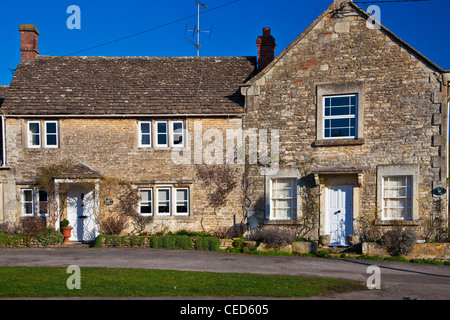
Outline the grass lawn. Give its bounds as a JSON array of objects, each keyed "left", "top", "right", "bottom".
[{"left": 0, "top": 266, "right": 365, "bottom": 298}]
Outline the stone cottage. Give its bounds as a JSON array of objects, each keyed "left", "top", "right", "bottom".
[
  {"left": 0, "top": 0, "right": 448, "bottom": 246},
  {"left": 0, "top": 25, "right": 256, "bottom": 241},
  {"left": 241, "top": 0, "right": 449, "bottom": 245}
]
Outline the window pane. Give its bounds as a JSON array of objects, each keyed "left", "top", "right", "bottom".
[
  {"left": 157, "top": 122, "right": 167, "bottom": 133},
  {"left": 46, "top": 135, "right": 57, "bottom": 146},
  {"left": 140, "top": 123, "right": 150, "bottom": 134},
  {"left": 38, "top": 190, "right": 48, "bottom": 202},
  {"left": 173, "top": 122, "right": 183, "bottom": 133},
  {"left": 29, "top": 123, "right": 40, "bottom": 134},
  {"left": 330, "top": 128, "right": 350, "bottom": 137},
  {"left": 24, "top": 190, "right": 33, "bottom": 202},
  {"left": 158, "top": 189, "right": 169, "bottom": 201},
  {"left": 25, "top": 203, "right": 33, "bottom": 215},
  {"left": 158, "top": 134, "right": 167, "bottom": 145},
  {"left": 46, "top": 122, "right": 57, "bottom": 134},
  {"left": 140, "top": 205, "right": 152, "bottom": 214},
  {"left": 176, "top": 189, "right": 187, "bottom": 201},
  {"left": 141, "top": 134, "right": 150, "bottom": 146},
  {"left": 140, "top": 190, "right": 151, "bottom": 202}
]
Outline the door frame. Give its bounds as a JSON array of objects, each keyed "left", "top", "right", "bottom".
[
  {"left": 325, "top": 185, "right": 354, "bottom": 246},
  {"left": 317, "top": 173, "right": 361, "bottom": 246},
  {"left": 54, "top": 178, "right": 100, "bottom": 241}
]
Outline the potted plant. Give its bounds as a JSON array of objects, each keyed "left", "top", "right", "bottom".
[{"left": 60, "top": 219, "right": 73, "bottom": 243}]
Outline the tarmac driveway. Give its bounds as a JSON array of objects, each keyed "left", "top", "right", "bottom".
[{"left": 0, "top": 247, "right": 449, "bottom": 300}]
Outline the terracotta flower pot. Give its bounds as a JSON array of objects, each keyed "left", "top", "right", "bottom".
[{"left": 62, "top": 227, "right": 73, "bottom": 243}]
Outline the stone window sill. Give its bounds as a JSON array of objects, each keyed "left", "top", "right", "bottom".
[{"left": 313, "top": 138, "right": 364, "bottom": 147}]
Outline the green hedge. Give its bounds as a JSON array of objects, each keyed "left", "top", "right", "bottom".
[
  {"left": 0, "top": 230, "right": 64, "bottom": 247},
  {"left": 95, "top": 234, "right": 220, "bottom": 251}
]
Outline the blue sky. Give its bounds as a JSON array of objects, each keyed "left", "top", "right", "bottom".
[{"left": 0, "top": 0, "right": 449, "bottom": 85}]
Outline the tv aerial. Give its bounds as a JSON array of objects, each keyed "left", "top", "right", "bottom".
[{"left": 185, "top": 0, "right": 213, "bottom": 56}]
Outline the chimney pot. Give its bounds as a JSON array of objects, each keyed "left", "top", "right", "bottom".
[
  {"left": 256, "top": 27, "right": 276, "bottom": 72},
  {"left": 19, "top": 24, "right": 39, "bottom": 61}
]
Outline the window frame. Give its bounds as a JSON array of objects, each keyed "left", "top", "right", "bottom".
[
  {"left": 381, "top": 175, "right": 413, "bottom": 221},
  {"left": 322, "top": 94, "right": 358, "bottom": 140},
  {"left": 44, "top": 121, "right": 59, "bottom": 148},
  {"left": 269, "top": 178, "right": 298, "bottom": 220},
  {"left": 376, "top": 164, "right": 419, "bottom": 223},
  {"left": 139, "top": 188, "right": 153, "bottom": 216},
  {"left": 316, "top": 82, "right": 364, "bottom": 144},
  {"left": 174, "top": 187, "right": 189, "bottom": 216},
  {"left": 155, "top": 121, "right": 169, "bottom": 147},
  {"left": 22, "top": 189, "right": 35, "bottom": 216},
  {"left": 138, "top": 121, "right": 152, "bottom": 148},
  {"left": 27, "top": 121, "right": 41, "bottom": 148},
  {"left": 156, "top": 187, "right": 171, "bottom": 216}
]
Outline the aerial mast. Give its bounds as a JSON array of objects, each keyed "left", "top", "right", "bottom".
[{"left": 185, "top": 0, "right": 213, "bottom": 56}]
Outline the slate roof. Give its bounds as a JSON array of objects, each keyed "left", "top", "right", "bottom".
[{"left": 2, "top": 55, "right": 257, "bottom": 116}]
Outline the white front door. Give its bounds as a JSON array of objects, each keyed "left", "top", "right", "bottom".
[
  {"left": 325, "top": 186, "right": 353, "bottom": 246},
  {"left": 67, "top": 185, "right": 98, "bottom": 242}
]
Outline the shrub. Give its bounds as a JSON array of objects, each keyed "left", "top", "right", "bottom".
[
  {"left": 381, "top": 229, "right": 417, "bottom": 257},
  {"left": 195, "top": 236, "right": 220, "bottom": 251},
  {"left": 35, "top": 229, "right": 64, "bottom": 246},
  {"left": 20, "top": 217, "right": 46, "bottom": 237},
  {"left": 150, "top": 235, "right": 194, "bottom": 250},
  {"left": 254, "top": 227, "right": 295, "bottom": 248},
  {"left": 0, "top": 233, "right": 27, "bottom": 247},
  {"left": 101, "top": 215, "right": 129, "bottom": 235}
]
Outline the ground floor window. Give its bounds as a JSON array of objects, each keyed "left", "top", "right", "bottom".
[
  {"left": 21, "top": 188, "right": 48, "bottom": 217},
  {"left": 139, "top": 186, "right": 190, "bottom": 217},
  {"left": 270, "top": 178, "right": 297, "bottom": 220},
  {"left": 382, "top": 176, "right": 413, "bottom": 220}
]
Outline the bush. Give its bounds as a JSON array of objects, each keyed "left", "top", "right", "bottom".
[
  {"left": 150, "top": 235, "right": 193, "bottom": 250},
  {"left": 195, "top": 236, "right": 220, "bottom": 251},
  {"left": 20, "top": 217, "right": 46, "bottom": 237},
  {"left": 254, "top": 227, "right": 295, "bottom": 248},
  {"left": 381, "top": 229, "right": 417, "bottom": 257},
  {"left": 35, "top": 229, "right": 64, "bottom": 246},
  {"left": 0, "top": 233, "right": 27, "bottom": 247},
  {"left": 101, "top": 215, "right": 129, "bottom": 235}
]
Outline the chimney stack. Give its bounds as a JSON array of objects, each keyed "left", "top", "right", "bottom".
[
  {"left": 19, "top": 25, "right": 39, "bottom": 61},
  {"left": 256, "top": 27, "right": 276, "bottom": 72}
]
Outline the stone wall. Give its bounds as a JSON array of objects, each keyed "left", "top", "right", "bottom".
[{"left": 362, "top": 242, "right": 450, "bottom": 260}]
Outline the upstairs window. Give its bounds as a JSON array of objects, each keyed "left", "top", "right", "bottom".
[
  {"left": 44, "top": 121, "right": 58, "bottom": 148},
  {"left": 28, "top": 121, "right": 41, "bottom": 148},
  {"left": 27, "top": 120, "right": 59, "bottom": 149},
  {"left": 172, "top": 121, "right": 184, "bottom": 147},
  {"left": 156, "top": 121, "right": 168, "bottom": 147},
  {"left": 323, "top": 94, "right": 357, "bottom": 139},
  {"left": 139, "top": 121, "right": 152, "bottom": 147}
]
